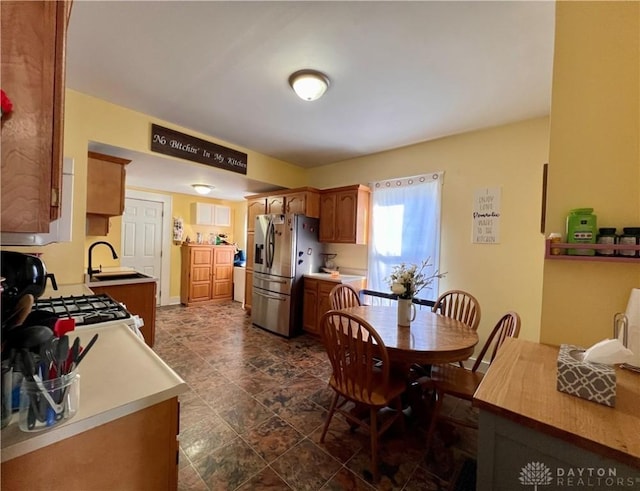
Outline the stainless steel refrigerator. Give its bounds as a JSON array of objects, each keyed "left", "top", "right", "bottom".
[{"left": 252, "top": 213, "right": 322, "bottom": 337}]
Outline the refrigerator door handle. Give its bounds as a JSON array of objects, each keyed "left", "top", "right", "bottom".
[
  {"left": 266, "top": 218, "right": 276, "bottom": 269},
  {"left": 254, "top": 290, "right": 287, "bottom": 301}
]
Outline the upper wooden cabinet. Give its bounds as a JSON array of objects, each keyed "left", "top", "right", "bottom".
[
  {"left": 192, "top": 202, "right": 231, "bottom": 227},
  {"left": 266, "top": 196, "right": 284, "bottom": 215},
  {"left": 319, "top": 185, "right": 370, "bottom": 244},
  {"left": 246, "top": 198, "right": 266, "bottom": 233},
  {"left": 86, "top": 152, "right": 129, "bottom": 215},
  {"left": 86, "top": 151, "right": 130, "bottom": 236},
  {"left": 285, "top": 191, "right": 319, "bottom": 216},
  {"left": 0, "top": 1, "right": 72, "bottom": 233},
  {"left": 247, "top": 188, "right": 319, "bottom": 221}
]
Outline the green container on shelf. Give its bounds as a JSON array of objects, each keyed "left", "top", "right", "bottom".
[{"left": 566, "top": 208, "right": 597, "bottom": 255}]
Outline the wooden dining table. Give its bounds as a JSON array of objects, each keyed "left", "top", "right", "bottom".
[{"left": 341, "top": 305, "right": 479, "bottom": 373}]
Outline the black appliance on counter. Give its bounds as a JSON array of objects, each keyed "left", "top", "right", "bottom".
[{"left": 1, "top": 251, "right": 58, "bottom": 331}]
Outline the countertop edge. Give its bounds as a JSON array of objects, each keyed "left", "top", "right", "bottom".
[
  {"left": 0, "top": 383, "right": 187, "bottom": 463},
  {"left": 84, "top": 267, "right": 157, "bottom": 287},
  {"left": 473, "top": 338, "right": 640, "bottom": 470},
  {"left": 85, "top": 276, "right": 157, "bottom": 287},
  {"left": 1, "top": 324, "right": 188, "bottom": 463},
  {"left": 303, "top": 273, "right": 366, "bottom": 283}
]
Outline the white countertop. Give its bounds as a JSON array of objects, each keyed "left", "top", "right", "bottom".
[
  {"left": 304, "top": 272, "right": 366, "bottom": 284},
  {"left": 43, "top": 283, "right": 93, "bottom": 298},
  {"left": 1, "top": 323, "right": 187, "bottom": 462},
  {"left": 84, "top": 267, "right": 157, "bottom": 287}
]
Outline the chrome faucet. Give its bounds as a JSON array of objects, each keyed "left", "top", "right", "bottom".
[{"left": 87, "top": 241, "right": 118, "bottom": 277}]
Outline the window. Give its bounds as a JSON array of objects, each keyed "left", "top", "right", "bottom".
[{"left": 367, "top": 172, "right": 443, "bottom": 301}]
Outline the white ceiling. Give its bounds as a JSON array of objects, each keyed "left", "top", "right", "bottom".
[{"left": 66, "top": 1, "right": 555, "bottom": 200}]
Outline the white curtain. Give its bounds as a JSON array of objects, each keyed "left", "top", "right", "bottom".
[{"left": 367, "top": 172, "right": 443, "bottom": 301}]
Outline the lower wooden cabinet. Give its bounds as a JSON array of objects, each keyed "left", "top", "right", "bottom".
[
  {"left": 1, "top": 398, "right": 180, "bottom": 491},
  {"left": 90, "top": 280, "right": 157, "bottom": 348},
  {"left": 180, "top": 244, "right": 234, "bottom": 306},
  {"left": 303, "top": 277, "right": 366, "bottom": 335}
]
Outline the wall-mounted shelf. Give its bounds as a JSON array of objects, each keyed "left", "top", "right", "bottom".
[{"left": 544, "top": 240, "right": 640, "bottom": 263}]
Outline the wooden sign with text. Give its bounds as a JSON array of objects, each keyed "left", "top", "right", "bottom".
[
  {"left": 472, "top": 187, "right": 501, "bottom": 244},
  {"left": 150, "top": 124, "right": 247, "bottom": 175}
]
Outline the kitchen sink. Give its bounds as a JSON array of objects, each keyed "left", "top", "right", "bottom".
[{"left": 90, "top": 272, "right": 151, "bottom": 282}]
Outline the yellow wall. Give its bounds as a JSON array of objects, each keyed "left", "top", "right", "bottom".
[
  {"left": 37, "top": 90, "right": 307, "bottom": 287},
  {"left": 540, "top": 1, "right": 640, "bottom": 347},
  {"left": 308, "top": 117, "right": 550, "bottom": 347}
]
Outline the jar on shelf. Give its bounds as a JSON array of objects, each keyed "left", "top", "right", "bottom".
[
  {"left": 548, "top": 233, "right": 563, "bottom": 255},
  {"left": 619, "top": 228, "right": 640, "bottom": 258},
  {"left": 596, "top": 228, "right": 617, "bottom": 256}
]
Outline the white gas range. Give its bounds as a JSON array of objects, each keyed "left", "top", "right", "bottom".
[{"left": 31, "top": 293, "right": 144, "bottom": 341}]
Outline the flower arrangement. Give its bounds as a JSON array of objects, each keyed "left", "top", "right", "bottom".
[{"left": 387, "top": 258, "right": 445, "bottom": 300}]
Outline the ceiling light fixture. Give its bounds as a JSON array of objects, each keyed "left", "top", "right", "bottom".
[
  {"left": 288, "top": 69, "right": 330, "bottom": 101},
  {"left": 192, "top": 184, "right": 214, "bottom": 195}
]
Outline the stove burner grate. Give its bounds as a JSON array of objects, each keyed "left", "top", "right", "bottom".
[{"left": 33, "top": 293, "right": 131, "bottom": 326}]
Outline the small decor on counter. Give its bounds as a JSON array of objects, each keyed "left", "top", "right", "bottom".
[{"left": 556, "top": 344, "right": 616, "bottom": 407}]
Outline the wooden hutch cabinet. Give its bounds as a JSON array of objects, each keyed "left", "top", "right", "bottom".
[
  {"left": 0, "top": 0, "right": 72, "bottom": 232},
  {"left": 180, "top": 244, "right": 235, "bottom": 306},
  {"left": 319, "top": 185, "right": 370, "bottom": 244}
]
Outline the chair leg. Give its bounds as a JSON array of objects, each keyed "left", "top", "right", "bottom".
[
  {"left": 370, "top": 407, "right": 379, "bottom": 482},
  {"left": 425, "top": 390, "right": 444, "bottom": 455},
  {"left": 320, "top": 392, "right": 339, "bottom": 443},
  {"left": 395, "top": 396, "right": 405, "bottom": 433}
]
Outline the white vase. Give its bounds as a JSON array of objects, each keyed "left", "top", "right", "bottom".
[{"left": 397, "top": 298, "right": 416, "bottom": 327}]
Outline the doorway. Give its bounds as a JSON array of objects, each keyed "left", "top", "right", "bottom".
[{"left": 122, "top": 190, "right": 172, "bottom": 306}]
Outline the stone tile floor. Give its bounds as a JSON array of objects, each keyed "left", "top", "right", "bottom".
[{"left": 153, "top": 302, "right": 478, "bottom": 490}]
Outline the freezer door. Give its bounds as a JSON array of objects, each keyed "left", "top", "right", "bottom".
[
  {"left": 253, "top": 272, "right": 292, "bottom": 295},
  {"left": 251, "top": 287, "right": 292, "bottom": 337},
  {"left": 254, "top": 214, "right": 294, "bottom": 277}
]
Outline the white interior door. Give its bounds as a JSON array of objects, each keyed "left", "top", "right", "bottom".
[{"left": 121, "top": 197, "right": 163, "bottom": 305}]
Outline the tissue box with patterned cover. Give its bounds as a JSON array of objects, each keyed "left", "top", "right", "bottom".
[{"left": 556, "top": 344, "right": 616, "bottom": 407}]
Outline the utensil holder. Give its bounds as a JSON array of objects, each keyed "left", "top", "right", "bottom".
[
  {"left": 1, "top": 364, "right": 12, "bottom": 429},
  {"left": 18, "top": 370, "right": 80, "bottom": 432}
]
